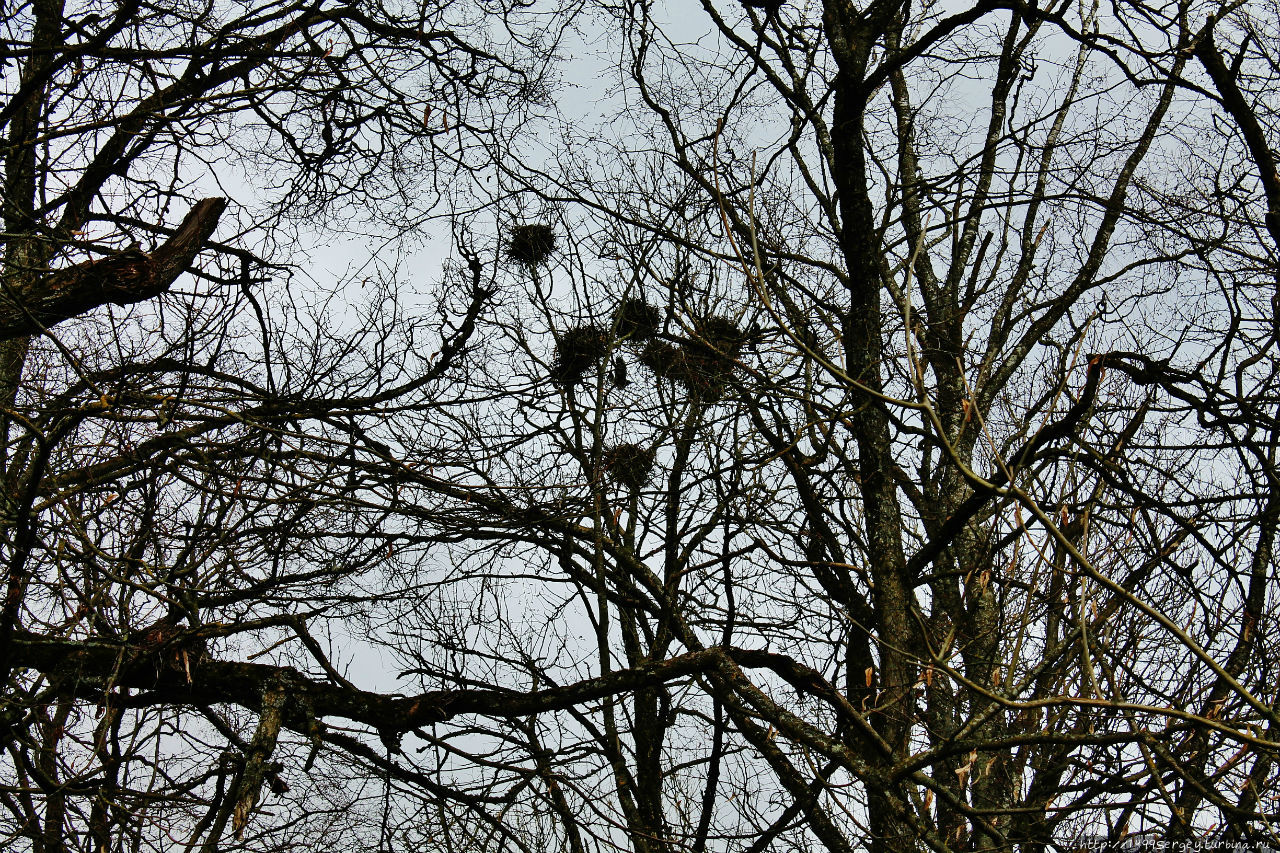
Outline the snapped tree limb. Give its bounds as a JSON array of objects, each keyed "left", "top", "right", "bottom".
[{"left": 0, "top": 197, "right": 226, "bottom": 340}]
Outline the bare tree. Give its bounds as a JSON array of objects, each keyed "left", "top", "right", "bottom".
[
  {"left": 4, "top": 0, "right": 1280, "bottom": 852},
  {"left": 0, "top": 0, "right": 560, "bottom": 849},
  {"left": 467, "top": 0, "right": 1280, "bottom": 849}
]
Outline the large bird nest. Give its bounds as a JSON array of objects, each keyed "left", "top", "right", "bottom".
[
  {"left": 637, "top": 317, "right": 743, "bottom": 401},
  {"left": 605, "top": 443, "right": 657, "bottom": 491},
  {"left": 693, "top": 316, "right": 746, "bottom": 357},
  {"left": 507, "top": 223, "right": 557, "bottom": 266},
  {"left": 638, "top": 341, "right": 679, "bottom": 376},
  {"left": 612, "top": 298, "right": 661, "bottom": 342},
  {"left": 550, "top": 324, "right": 610, "bottom": 386}
]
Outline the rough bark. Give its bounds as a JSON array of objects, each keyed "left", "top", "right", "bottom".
[{"left": 0, "top": 198, "right": 227, "bottom": 340}]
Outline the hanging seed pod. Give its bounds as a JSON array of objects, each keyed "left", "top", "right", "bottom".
[
  {"left": 550, "top": 325, "right": 610, "bottom": 386},
  {"left": 605, "top": 443, "right": 656, "bottom": 490},
  {"left": 613, "top": 298, "right": 661, "bottom": 342},
  {"left": 507, "top": 223, "right": 557, "bottom": 266}
]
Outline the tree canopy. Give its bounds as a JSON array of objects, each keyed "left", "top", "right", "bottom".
[{"left": 2, "top": 0, "right": 1280, "bottom": 852}]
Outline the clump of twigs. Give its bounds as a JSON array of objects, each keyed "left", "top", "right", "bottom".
[
  {"left": 550, "top": 325, "right": 610, "bottom": 386},
  {"left": 638, "top": 341, "right": 679, "bottom": 376},
  {"left": 613, "top": 298, "right": 661, "bottom": 342},
  {"left": 695, "top": 316, "right": 746, "bottom": 357},
  {"left": 671, "top": 352, "right": 729, "bottom": 399},
  {"left": 637, "top": 317, "right": 743, "bottom": 401},
  {"left": 507, "top": 223, "right": 557, "bottom": 266},
  {"left": 605, "top": 443, "right": 656, "bottom": 490}
]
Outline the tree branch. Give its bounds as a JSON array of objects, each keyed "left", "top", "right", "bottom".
[
  {"left": 0, "top": 198, "right": 226, "bottom": 339},
  {"left": 9, "top": 629, "right": 725, "bottom": 738}
]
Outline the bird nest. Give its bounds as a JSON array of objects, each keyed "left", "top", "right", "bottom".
[
  {"left": 693, "top": 316, "right": 746, "bottom": 357},
  {"left": 507, "top": 223, "right": 557, "bottom": 266},
  {"left": 550, "top": 324, "right": 610, "bottom": 386},
  {"left": 637, "top": 317, "right": 743, "bottom": 401},
  {"left": 613, "top": 298, "right": 661, "bottom": 342},
  {"left": 638, "top": 341, "right": 678, "bottom": 375},
  {"left": 605, "top": 443, "right": 656, "bottom": 490}
]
